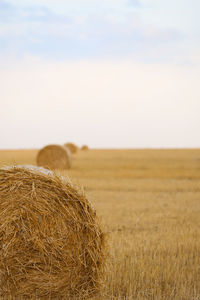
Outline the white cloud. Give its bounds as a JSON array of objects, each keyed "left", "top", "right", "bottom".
[
  {"left": 6, "top": 0, "right": 138, "bottom": 15},
  {"left": 139, "top": 0, "right": 200, "bottom": 34},
  {"left": 0, "top": 5, "right": 185, "bottom": 63},
  {"left": 1, "top": 0, "right": 198, "bottom": 66}
]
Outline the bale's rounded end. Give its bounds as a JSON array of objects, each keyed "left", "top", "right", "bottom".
[
  {"left": 37, "top": 144, "right": 71, "bottom": 170},
  {"left": 64, "top": 143, "right": 78, "bottom": 154},
  {"left": 0, "top": 166, "right": 106, "bottom": 299},
  {"left": 81, "top": 145, "right": 89, "bottom": 151}
]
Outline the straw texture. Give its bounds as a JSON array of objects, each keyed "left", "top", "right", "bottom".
[
  {"left": 0, "top": 166, "right": 105, "bottom": 299},
  {"left": 37, "top": 144, "right": 71, "bottom": 170}
]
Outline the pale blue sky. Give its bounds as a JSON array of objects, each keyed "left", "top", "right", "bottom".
[
  {"left": 0, "top": 0, "right": 199, "bottom": 148},
  {"left": 0, "top": 0, "right": 199, "bottom": 61}
]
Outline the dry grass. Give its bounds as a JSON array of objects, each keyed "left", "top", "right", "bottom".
[
  {"left": 0, "top": 165, "right": 105, "bottom": 299},
  {"left": 0, "top": 149, "right": 200, "bottom": 299},
  {"left": 37, "top": 144, "right": 71, "bottom": 170}
]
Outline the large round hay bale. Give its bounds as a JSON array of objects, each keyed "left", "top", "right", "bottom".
[
  {"left": 0, "top": 166, "right": 105, "bottom": 299},
  {"left": 64, "top": 143, "right": 78, "bottom": 154},
  {"left": 81, "top": 145, "right": 89, "bottom": 151},
  {"left": 37, "top": 144, "right": 71, "bottom": 170}
]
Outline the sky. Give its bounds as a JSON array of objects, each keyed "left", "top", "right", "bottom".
[{"left": 0, "top": 0, "right": 200, "bottom": 149}]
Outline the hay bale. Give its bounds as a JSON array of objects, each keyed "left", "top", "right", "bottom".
[
  {"left": 37, "top": 144, "right": 71, "bottom": 170},
  {"left": 0, "top": 166, "right": 105, "bottom": 299},
  {"left": 81, "top": 145, "right": 89, "bottom": 151},
  {"left": 64, "top": 143, "right": 78, "bottom": 154}
]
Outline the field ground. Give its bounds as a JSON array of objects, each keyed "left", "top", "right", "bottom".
[{"left": 0, "top": 149, "right": 200, "bottom": 299}]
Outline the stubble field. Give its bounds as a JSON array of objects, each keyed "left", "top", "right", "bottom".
[{"left": 0, "top": 148, "right": 200, "bottom": 299}]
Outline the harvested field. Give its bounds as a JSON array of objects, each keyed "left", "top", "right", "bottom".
[{"left": 0, "top": 149, "right": 200, "bottom": 299}]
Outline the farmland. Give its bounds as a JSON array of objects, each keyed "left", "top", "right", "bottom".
[{"left": 0, "top": 148, "right": 200, "bottom": 300}]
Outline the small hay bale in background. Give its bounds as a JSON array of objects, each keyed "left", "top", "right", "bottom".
[
  {"left": 37, "top": 144, "right": 71, "bottom": 170},
  {"left": 0, "top": 166, "right": 105, "bottom": 299},
  {"left": 64, "top": 143, "right": 78, "bottom": 154},
  {"left": 81, "top": 145, "right": 89, "bottom": 151}
]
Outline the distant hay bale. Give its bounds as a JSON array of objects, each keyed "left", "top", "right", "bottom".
[
  {"left": 0, "top": 166, "right": 105, "bottom": 299},
  {"left": 37, "top": 144, "right": 71, "bottom": 170},
  {"left": 64, "top": 143, "right": 78, "bottom": 154},
  {"left": 81, "top": 145, "right": 89, "bottom": 151}
]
